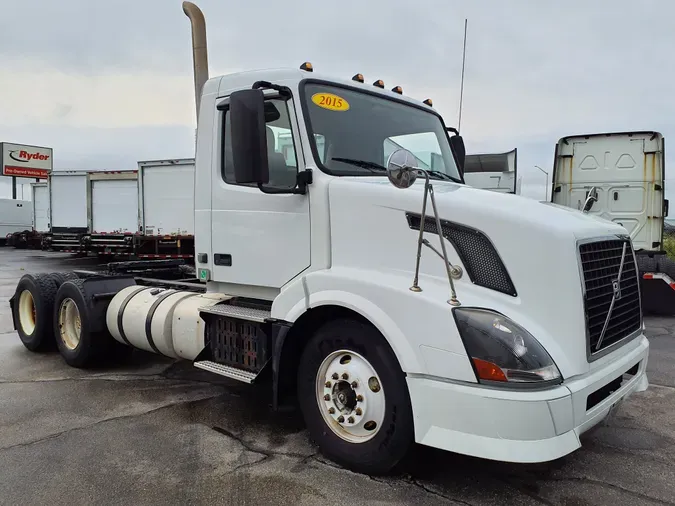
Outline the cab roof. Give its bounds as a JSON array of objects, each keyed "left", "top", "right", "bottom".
[{"left": 207, "top": 67, "right": 435, "bottom": 112}]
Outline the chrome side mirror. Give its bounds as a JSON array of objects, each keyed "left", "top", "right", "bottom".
[
  {"left": 385, "top": 149, "right": 461, "bottom": 306},
  {"left": 582, "top": 186, "right": 598, "bottom": 213},
  {"left": 386, "top": 149, "right": 418, "bottom": 189}
]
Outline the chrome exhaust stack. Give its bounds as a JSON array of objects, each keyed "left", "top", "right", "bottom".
[{"left": 182, "top": 1, "right": 209, "bottom": 122}]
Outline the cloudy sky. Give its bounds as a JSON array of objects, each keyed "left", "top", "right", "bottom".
[{"left": 1, "top": 0, "right": 674, "bottom": 203}]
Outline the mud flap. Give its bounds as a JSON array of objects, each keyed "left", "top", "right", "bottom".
[{"left": 640, "top": 273, "right": 675, "bottom": 315}]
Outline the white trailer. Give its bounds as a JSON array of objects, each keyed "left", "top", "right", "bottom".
[
  {"left": 0, "top": 198, "right": 32, "bottom": 240},
  {"left": 134, "top": 158, "right": 195, "bottom": 259},
  {"left": 31, "top": 182, "right": 50, "bottom": 233},
  {"left": 86, "top": 171, "right": 139, "bottom": 256},
  {"left": 45, "top": 171, "right": 89, "bottom": 252}
]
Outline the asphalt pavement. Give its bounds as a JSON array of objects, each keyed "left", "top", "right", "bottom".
[{"left": 0, "top": 247, "right": 674, "bottom": 505}]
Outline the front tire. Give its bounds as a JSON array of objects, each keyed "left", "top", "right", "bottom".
[{"left": 297, "top": 318, "right": 414, "bottom": 475}]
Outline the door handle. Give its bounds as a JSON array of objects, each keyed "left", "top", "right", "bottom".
[{"left": 214, "top": 254, "right": 232, "bottom": 266}]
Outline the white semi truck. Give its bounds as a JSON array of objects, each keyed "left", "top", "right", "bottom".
[
  {"left": 550, "top": 131, "right": 672, "bottom": 314},
  {"left": 8, "top": 2, "right": 650, "bottom": 475}
]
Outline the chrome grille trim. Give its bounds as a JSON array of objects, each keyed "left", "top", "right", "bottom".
[{"left": 577, "top": 235, "right": 643, "bottom": 361}]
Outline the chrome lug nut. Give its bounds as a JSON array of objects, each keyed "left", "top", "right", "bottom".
[
  {"left": 328, "top": 407, "right": 335, "bottom": 414},
  {"left": 325, "top": 381, "right": 332, "bottom": 388},
  {"left": 332, "top": 373, "right": 339, "bottom": 380},
  {"left": 348, "top": 416, "right": 355, "bottom": 424},
  {"left": 324, "top": 394, "right": 330, "bottom": 401},
  {"left": 355, "top": 408, "right": 362, "bottom": 416},
  {"left": 356, "top": 395, "right": 363, "bottom": 402},
  {"left": 337, "top": 415, "right": 345, "bottom": 423},
  {"left": 342, "top": 373, "right": 349, "bottom": 380},
  {"left": 351, "top": 381, "right": 358, "bottom": 389}
]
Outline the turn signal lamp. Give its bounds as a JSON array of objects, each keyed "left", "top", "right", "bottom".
[
  {"left": 391, "top": 86, "right": 403, "bottom": 94},
  {"left": 373, "top": 79, "right": 385, "bottom": 88},
  {"left": 352, "top": 73, "right": 364, "bottom": 83},
  {"left": 300, "top": 62, "right": 313, "bottom": 72}
]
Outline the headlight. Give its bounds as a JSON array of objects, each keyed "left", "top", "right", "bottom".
[{"left": 453, "top": 308, "right": 562, "bottom": 387}]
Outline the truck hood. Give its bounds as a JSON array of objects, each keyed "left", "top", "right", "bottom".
[{"left": 327, "top": 177, "right": 632, "bottom": 379}]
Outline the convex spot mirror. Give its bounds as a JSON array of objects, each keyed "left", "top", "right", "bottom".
[{"left": 386, "top": 148, "right": 419, "bottom": 189}]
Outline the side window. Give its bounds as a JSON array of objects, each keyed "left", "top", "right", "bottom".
[
  {"left": 222, "top": 98, "right": 299, "bottom": 188},
  {"left": 383, "top": 132, "right": 443, "bottom": 171}
]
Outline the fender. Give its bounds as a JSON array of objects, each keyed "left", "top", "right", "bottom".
[{"left": 280, "top": 287, "right": 421, "bottom": 374}]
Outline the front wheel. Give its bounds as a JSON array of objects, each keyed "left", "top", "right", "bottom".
[{"left": 297, "top": 318, "right": 414, "bottom": 475}]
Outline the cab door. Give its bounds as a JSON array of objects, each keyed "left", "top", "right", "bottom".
[{"left": 209, "top": 92, "right": 310, "bottom": 289}]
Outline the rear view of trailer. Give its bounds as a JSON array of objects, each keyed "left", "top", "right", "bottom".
[
  {"left": 45, "top": 171, "right": 89, "bottom": 252},
  {"left": 87, "top": 171, "right": 139, "bottom": 256},
  {"left": 136, "top": 159, "right": 195, "bottom": 259}
]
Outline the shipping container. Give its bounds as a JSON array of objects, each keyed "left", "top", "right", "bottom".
[{"left": 135, "top": 158, "right": 195, "bottom": 259}]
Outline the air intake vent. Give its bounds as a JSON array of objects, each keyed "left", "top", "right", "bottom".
[
  {"left": 579, "top": 237, "right": 641, "bottom": 357},
  {"left": 406, "top": 213, "right": 516, "bottom": 296}
]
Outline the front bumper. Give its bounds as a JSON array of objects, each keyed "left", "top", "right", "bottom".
[{"left": 407, "top": 334, "right": 650, "bottom": 463}]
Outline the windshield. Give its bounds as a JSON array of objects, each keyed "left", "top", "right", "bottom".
[{"left": 301, "top": 82, "right": 462, "bottom": 181}]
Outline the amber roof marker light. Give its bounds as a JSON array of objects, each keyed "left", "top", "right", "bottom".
[
  {"left": 352, "top": 73, "right": 364, "bottom": 83},
  {"left": 373, "top": 79, "right": 385, "bottom": 89},
  {"left": 300, "top": 62, "right": 313, "bottom": 72}
]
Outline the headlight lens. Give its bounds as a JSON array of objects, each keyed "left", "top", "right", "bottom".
[{"left": 453, "top": 308, "right": 562, "bottom": 387}]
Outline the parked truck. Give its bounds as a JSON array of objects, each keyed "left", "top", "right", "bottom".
[
  {"left": 1, "top": 198, "right": 32, "bottom": 246},
  {"left": 8, "top": 2, "right": 650, "bottom": 475},
  {"left": 551, "top": 131, "right": 672, "bottom": 313},
  {"left": 463, "top": 148, "right": 518, "bottom": 194}
]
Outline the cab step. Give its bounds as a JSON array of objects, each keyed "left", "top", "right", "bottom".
[
  {"left": 193, "top": 360, "right": 258, "bottom": 383},
  {"left": 199, "top": 303, "right": 271, "bottom": 323}
]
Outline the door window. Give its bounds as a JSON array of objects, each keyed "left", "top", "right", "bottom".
[{"left": 222, "top": 98, "right": 299, "bottom": 188}]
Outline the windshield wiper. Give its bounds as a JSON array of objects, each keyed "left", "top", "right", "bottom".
[
  {"left": 426, "top": 170, "right": 455, "bottom": 181},
  {"left": 331, "top": 157, "right": 387, "bottom": 173}
]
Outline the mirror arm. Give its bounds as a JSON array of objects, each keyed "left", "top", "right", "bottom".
[
  {"left": 257, "top": 169, "right": 312, "bottom": 195},
  {"left": 252, "top": 80, "right": 292, "bottom": 98}
]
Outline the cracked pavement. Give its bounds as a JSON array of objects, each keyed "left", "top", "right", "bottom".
[{"left": 1, "top": 248, "right": 674, "bottom": 505}]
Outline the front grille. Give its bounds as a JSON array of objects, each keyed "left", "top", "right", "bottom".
[{"left": 579, "top": 238, "right": 641, "bottom": 356}]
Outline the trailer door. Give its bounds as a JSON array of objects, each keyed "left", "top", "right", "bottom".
[
  {"left": 50, "top": 174, "right": 88, "bottom": 230},
  {"left": 92, "top": 179, "right": 138, "bottom": 233},
  {"left": 552, "top": 132, "right": 665, "bottom": 251},
  {"left": 33, "top": 185, "right": 50, "bottom": 232}
]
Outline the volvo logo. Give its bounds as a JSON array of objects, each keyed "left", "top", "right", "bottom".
[{"left": 612, "top": 278, "right": 622, "bottom": 301}]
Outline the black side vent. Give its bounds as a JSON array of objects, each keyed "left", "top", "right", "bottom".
[{"left": 406, "top": 213, "right": 517, "bottom": 297}]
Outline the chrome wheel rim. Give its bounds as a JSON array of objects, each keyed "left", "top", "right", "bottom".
[{"left": 315, "top": 350, "right": 385, "bottom": 443}]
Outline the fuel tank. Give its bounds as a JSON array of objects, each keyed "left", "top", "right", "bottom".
[{"left": 106, "top": 285, "right": 228, "bottom": 360}]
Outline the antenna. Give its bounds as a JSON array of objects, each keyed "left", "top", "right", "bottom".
[{"left": 457, "top": 18, "right": 468, "bottom": 133}]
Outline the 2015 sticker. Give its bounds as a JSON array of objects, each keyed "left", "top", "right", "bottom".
[{"left": 311, "top": 92, "right": 350, "bottom": 111}]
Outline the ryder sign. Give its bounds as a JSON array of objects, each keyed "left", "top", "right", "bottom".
[{"left": 1, "top": 142, "right": 53, "bottom": 179}]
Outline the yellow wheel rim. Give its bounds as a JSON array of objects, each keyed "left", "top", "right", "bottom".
[
  {"left": 58, "top": 298, "right": 82, "bottom": 350},
  {"left": 18, "top": 290, "right": 37, "bottom": 336}
]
